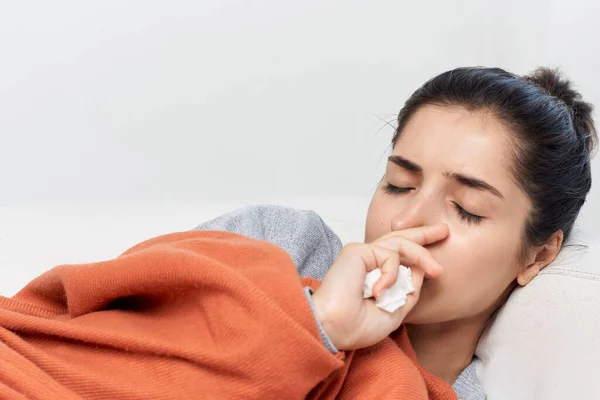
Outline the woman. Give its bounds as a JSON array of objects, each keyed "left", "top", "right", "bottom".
[
  {"left": 197, "top": 66, "right": 597, "bottom": 398},
  {"left": 0, "top": 66, "right": 595, "bottom": 399}
]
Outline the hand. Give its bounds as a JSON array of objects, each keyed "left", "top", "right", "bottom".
[{"left": 311, "top": 224, "right": 449, "bottom": 351}]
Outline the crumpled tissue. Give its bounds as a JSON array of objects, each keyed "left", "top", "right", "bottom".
[{"left": 363, "top": 265, "right": 415, "bottom": 313}]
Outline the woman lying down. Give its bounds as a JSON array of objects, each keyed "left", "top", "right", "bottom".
[{"left": 0, "top": 67, "right": 596, "bottom": 399}]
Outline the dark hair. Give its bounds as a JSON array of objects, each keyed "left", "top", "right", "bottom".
[{"left": 392, "top": 67, "right": 597, "bottom": 256}]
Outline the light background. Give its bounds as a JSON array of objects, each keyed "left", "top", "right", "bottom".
[{"left": 0, "top": 1, "right": 598, "bottom": 294}]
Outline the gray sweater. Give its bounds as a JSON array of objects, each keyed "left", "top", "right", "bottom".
[{"left": 195, "top": 204, "right": 485, "bottom": 400}]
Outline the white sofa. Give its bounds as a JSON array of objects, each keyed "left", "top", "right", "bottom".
[{"left": 475, "top": 231, "right": 600, "bottom": 399}]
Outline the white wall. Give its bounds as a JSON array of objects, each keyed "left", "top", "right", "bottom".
[
  {"left": 0, "top": 1, "right": 509, "bottom": 207},
  {"left": 490, "top": 0, "right": 600, "bottom": 234},
  {"left": 0, "top": 0, "right": 598, "bottom": 288}
]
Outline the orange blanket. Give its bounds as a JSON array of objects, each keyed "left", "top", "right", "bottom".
[{"left": 0, "top": 231, "right": 457, "bottom": 399}]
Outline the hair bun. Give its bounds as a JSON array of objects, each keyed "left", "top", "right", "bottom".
[{"left": 524, "top": 67, "right": 597, "bottom": 156}]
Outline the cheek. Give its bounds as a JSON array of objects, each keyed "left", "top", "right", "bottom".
[
  {"left": 364, "top": 192, "right": 391, "bottom": 243},
  {"left": 440, "top": 229, "right": 518, "bottom": 285},
  {"left": 420, "top": 226, "right": 521, "bottom": 318}
]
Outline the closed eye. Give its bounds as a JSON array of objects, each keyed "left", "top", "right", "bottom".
[
  {"left": 385, "top": 183, "right": 485, "bottom": 225},
  {"left": 452, "top": 202, "right": 484, "bottom": 224},
  {"left": 384, "top": 183, "right": 414, "bottom": 195}
]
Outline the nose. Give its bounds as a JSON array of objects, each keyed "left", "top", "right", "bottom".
[{"left": 390, "top": 192, "right": 440, "bottom": 231}]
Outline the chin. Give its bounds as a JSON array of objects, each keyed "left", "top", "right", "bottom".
[
  {"left": 403, "top": 299, "right": 445, "bottom": 325},
  {"left": 403, "top": 306, "right": 429, "bottom": 324}
]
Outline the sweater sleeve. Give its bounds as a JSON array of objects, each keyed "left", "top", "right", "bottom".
[
  {"left": 303, "top": 287, "right": 339, "bottom": 354},
  {"left": 196, "top": 205, "right": 344, "bottom": 355},
  {"left": 194, "top": 204, "right": 343, "bottom": 280}
]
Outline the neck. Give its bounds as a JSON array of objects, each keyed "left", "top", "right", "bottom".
[{"left": 405, "top": 315, "right": 488, "bottom": 384}]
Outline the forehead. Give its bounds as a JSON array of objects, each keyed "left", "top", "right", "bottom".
[{"left": 394, "top": 105, "right": 513, "bottom": 179}]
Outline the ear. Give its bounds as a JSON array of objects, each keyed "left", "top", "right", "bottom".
[{"left": 517, "top": 230, "right": 564, "bottom": 286}]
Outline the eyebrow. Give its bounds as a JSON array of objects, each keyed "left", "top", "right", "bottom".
[
  {"left": 387, "top": 155, "right": 505, "bottom": 200},
  {"left": 445, "top": 172, "right": 505, "bottom": 200},
  {"left": 388, "top": 155, "right": 422, "bottom": 172}
]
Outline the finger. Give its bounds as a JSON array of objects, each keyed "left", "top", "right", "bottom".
[
  {"left": 369, "top": 245, "right": 401, "bottom": 298},
  {"left": 379, "top": 223, "right": 449, "bottom": 246},
  {"left": 343, "top": 242, "right": 378, "bottom": 273},
  {"left": 374, "top": 236, "right": 444, "bottom": 279}
]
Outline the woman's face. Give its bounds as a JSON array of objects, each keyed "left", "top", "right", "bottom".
[{"left": 365, "top": 105, "right": 532, "bottom": 324}]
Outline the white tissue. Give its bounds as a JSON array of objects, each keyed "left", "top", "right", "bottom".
[{"left": 363, "top": 265, "right": 415, "bottom": 313}]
